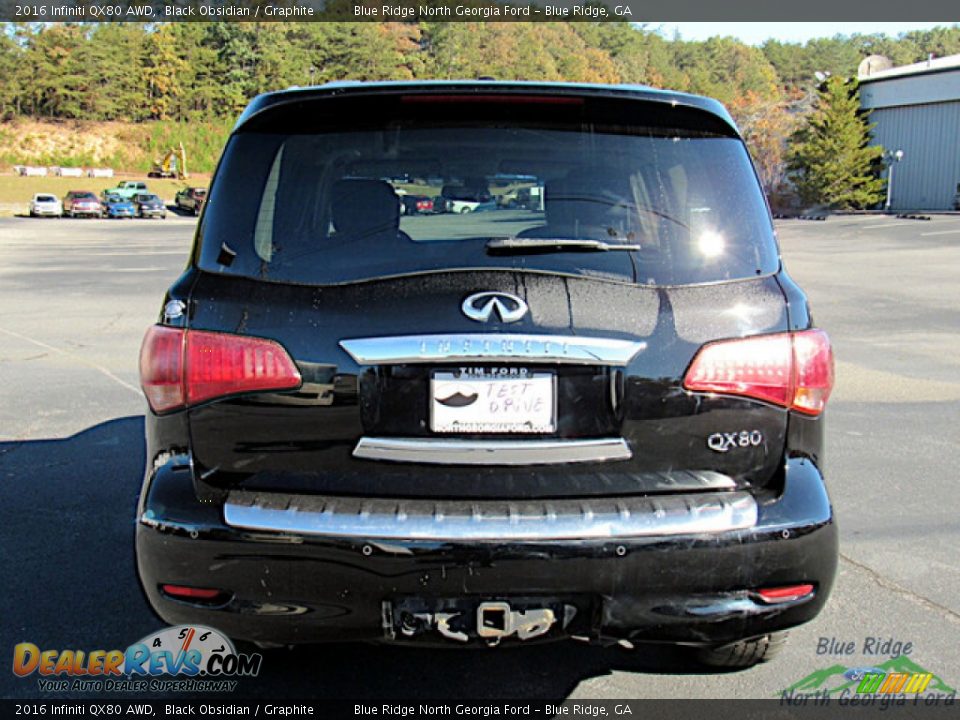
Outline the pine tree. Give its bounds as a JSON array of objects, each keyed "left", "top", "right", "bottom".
[
  {"left": 788, "top": 77, "right": 886, "bottom": 209},
  {"left": 0, "top": 30, "right": 22, "bottom": 119}
]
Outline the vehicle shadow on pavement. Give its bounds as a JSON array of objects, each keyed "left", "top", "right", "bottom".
[
  {"left": 241, "top": 642, "right": 726, "bottom": 700},
  {"left": 167, "top": 205, "right": 196, "bottom": 217},
  {"left": 0, "top": 417, "right": 727, "bottom": 701}
]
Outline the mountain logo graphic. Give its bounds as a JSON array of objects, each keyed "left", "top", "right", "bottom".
[{"left": 779, "top": 656, "right": 956, "bottom": 697}]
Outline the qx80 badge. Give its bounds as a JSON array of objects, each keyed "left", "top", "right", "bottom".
[{"left": 707, "top": 430, "right": 764, "bottom": 453}]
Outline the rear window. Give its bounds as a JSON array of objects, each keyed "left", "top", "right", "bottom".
[
  {"left": 198, "top": 98, "right": 777, "bottom": 287},
  {"left": 35, "top": 195, "right": 56, "bottom": 202}
]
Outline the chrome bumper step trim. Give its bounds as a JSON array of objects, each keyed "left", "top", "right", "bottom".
[
  {"left": 353, "top": 437, "right": 633, "bottom": 465},
  {"left": 223, "top": 491, "right": 758, "bottom": 541}
]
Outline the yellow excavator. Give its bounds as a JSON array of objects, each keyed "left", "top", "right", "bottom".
[{"left": 149, "top": 142, "right": 188, "bottom": 179}]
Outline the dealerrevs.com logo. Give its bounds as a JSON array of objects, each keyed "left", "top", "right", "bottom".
[{"left": 12, "top": 625, "right": 262, "bottom": 693}]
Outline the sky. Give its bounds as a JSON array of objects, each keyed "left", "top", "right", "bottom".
[{"left": 660, "top": 22, "right": 956, "bottom": 45}]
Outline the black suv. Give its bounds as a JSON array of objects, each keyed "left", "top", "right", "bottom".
[{"left": 137, "top": 81, "right": 837, "bottom": 667}]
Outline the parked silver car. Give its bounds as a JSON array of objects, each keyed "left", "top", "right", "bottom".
[{"left": 29, "top": 193, "right": 62, "bottom": 218}]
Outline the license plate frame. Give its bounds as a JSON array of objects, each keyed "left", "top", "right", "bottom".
[{"left": 429, "top": 369, "right": 556, "bottom": 434}]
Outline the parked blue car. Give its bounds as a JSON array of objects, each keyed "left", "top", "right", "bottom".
[{"left": 101, "top": 193, "right": 136, "bottom": 219}]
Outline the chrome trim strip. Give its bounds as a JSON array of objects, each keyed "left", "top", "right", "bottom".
[
  {"left": 223, "top": 491, "right": 758, "bottom": 541},
  {"left": 339, "top": 334, "right": 646, "bottom": 366},
  {"left": 353, "top": 437, "right": 632, "bottom": 465}
]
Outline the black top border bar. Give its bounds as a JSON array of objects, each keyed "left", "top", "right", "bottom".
[
  {"left": 1, "top": 0, "right": 959, "bottom": 22},
  {"left": 2, "top": 699, "right": 959, "bottom": 719}
]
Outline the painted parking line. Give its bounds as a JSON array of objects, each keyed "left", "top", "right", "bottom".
[
  {"left": 920, "top": 229, "right": 960, "bottom": 236},
  {"left": 0, "top": 325, "right": 141, "bottom": 395},
  {"left": 85, "top": 250, "right": 190, "bottom": 256}
]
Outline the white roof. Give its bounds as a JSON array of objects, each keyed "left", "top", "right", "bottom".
[{"left": 859, "top": 53, "right": 960, "bottom": 81}]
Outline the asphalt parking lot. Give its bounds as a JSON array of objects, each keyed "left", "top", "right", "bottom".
[{"left": 1, "top": 213, "right": 958, "bottom": 700}]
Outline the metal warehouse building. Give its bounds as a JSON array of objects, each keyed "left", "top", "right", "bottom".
[{"left": 859, "top": 54, "right": 960, "bottom": 211}]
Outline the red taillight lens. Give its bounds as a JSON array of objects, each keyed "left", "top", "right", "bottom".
[
  {"left": 139, "top": 326, "right": 185, "bottom": 412},
  {"left": 139, "top": 326, "right": 301, "bottom": 413},
  {"left": 401, "top": 94, "right": 584, "bottom": 105},
  {"left": 791, "top": 329, "right": 835, "bottom": 415},
  {"left": 160, "top": 584, "right": 230, "bottom": 604},
  {"left": 683, "top": 329, "right": 834, "bottom": 415},
  {"left": 184, "top": 328, "right": 302, "bottom": 406},
  {"left": 755, "top": 584, "right": 815, "bottom": 604}
]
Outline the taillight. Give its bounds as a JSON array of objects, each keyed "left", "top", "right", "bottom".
[
  {"left": 401, "top": 94, "right": 584, "bottom": 105},
  {"left": 683, "top": 329, "right": 834, "bottom": 415},
  {"left": 139, "top": 326, "right": 301, "bottom": 413},
  {"left": 140, "top": 326, "right": 184, "bottom": 412},
  {"left": 791, "top": 330, "right": 834, "bottom": 414}
]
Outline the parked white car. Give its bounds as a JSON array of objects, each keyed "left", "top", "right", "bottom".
[
  {"left": 447, "top": 198, "right": 483, "bottom": 214},
  {"left": 29, "top": 193, "right": 63, "bottom": 218}
]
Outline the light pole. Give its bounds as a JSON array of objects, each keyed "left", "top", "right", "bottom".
[{"left": 884, "top": 149, "right": 904, "bottom": 212}]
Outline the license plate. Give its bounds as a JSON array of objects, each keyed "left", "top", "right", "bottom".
[{"left": 430, "top": 370, "right": 555, "bottom": 433}]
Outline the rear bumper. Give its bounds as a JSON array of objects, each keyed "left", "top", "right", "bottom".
[{"left": 136, "top": 457, "right": 837, "bottom": 647}]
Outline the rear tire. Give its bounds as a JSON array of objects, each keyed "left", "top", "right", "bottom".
[{"left": 695, "top": 632, "right": 789, "bottom": 668}]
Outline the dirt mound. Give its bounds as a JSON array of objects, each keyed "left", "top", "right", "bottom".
[{"left": 0, "top": 119, "right": 149, "bottom": 169}]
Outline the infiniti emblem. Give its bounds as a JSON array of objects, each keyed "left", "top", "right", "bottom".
[{"left": 461, "top": 291, "right": 528, "bottom": 323}]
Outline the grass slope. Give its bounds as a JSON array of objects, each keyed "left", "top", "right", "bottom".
[{"left": 0, "top": 118, "right": 230, "bottom": 176}]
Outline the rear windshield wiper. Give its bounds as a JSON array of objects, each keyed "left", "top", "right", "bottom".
[{"left": 486, "top": 237, "right": 642, "bottom": 254}]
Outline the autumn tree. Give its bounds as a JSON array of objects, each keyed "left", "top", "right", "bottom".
[
  {"left": 142, "top": 24, "right": 186, "bottom": 120},
  {"left": 676, "top": 37, "right": 780, "bottom": 106},
  {"left": 22, "top": 24, "right": 92, "bottom": 119},
  {"left": 729, "top": 92, "right": 797, "bottom": 195},
  {"left": 422, "top": 22, "right": 619, "bottom": 82},
  {"left": 572, "top": 22, "right": 676, "bottom": 87}
]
